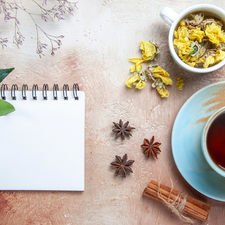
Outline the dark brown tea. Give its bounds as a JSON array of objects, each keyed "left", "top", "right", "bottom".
[{"left": 207, "top": 113, "right": 225, "bottom": 170}]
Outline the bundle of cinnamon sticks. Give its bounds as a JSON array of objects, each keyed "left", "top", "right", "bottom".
[{"left": 143, "top": 180, "right": 211, "bottom": 222}]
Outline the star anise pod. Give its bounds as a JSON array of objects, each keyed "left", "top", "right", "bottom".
[
  {"left": 111, "top": 154, "right": 135, "bottom": 177},
  {"left": 141, "top": 136, "right": 161, "bottom": 159},
  {"left": 112, "top": 119, "right": 135, "bottom": 140}
]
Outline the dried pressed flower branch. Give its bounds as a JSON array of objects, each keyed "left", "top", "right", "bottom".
[
  {"left": 0, "top": 0, "right": 78, "bottom": 57},
  {"left": 0, "top": 38, "right": 8, "bottom": 49},
  {"left": 13, "top": 8, "right": 25, "bottom": 48}
]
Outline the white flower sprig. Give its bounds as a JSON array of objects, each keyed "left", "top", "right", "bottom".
[{"left": 0, "top": 0, "right": 78, "bottom": 57}]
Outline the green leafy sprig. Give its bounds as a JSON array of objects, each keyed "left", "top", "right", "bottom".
[{"left": 0, "top": 68, "right": 15, "bottom": 116}]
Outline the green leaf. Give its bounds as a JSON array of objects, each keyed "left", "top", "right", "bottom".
[
  {"left": 0, "top": 100, "right": 15, "bottom": 116},
  {"left": 0, "top": 68, "right": 15, "bottom": 83}
]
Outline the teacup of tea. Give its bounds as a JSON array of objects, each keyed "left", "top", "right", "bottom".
[
  {"left": 160, "top": 4, "right": 225, "bottom": 73},
  {"left": 202, "top": 107, "right": 225, "bottom": 177}
]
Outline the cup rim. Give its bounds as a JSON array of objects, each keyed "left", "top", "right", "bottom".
[
  {"left": 168, "top": 4, "right": 225, "bottom": 73},
  {"left": 202, "top": 106, "right": 225, "bottom": 177}
]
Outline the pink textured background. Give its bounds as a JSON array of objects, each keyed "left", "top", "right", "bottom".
[{"left": 1, "top": 0, "right": 225, "bottom": 224}]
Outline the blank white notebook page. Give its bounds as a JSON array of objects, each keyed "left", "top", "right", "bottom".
[{"left": 0, "top": 90, "right": 85, "bottom": 191}]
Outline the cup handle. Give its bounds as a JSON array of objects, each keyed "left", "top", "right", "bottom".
[{"left": 160, "top": 7, "right": 178, "bottom": 26}]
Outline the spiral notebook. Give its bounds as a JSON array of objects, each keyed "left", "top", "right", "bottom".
[{"left": 0, "top": 84, "right": 85, "bottom": 191}]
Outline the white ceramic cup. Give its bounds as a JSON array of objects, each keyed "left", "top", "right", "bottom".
[
  {"left": 201, "top": 107, "right": 225, "bottom": 177},
  {"left": 160, "top": 4, "right": 225, "bottom": 73}
]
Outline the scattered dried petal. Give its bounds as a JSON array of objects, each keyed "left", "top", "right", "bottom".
[
  {"left": 176, "top": 77, "right": 185, "bottom": 91},
  {"left": 130, "top": 63, "right": 142, "bottom": 73}
]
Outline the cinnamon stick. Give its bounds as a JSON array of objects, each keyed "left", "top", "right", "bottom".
[
  {"left": 148, "top": 182, "right": 207, "bottom": 220},
  {"left": 144, "top": 185, "right": 204, "bottom": 221},
  {"left": 151, "top": 180, "right": 211, "bottom": 213},
  {"left": 143, "top": 180, "right": 211, "bottom": 222}
]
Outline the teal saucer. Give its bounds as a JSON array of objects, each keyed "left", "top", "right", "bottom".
[{"left": 172, "top": 81, "right": 225, "bottom": 201}]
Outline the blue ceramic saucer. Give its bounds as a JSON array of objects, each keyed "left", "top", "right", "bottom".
[{"left": 172, "top": 81, "right": 225, "bottom": 201}]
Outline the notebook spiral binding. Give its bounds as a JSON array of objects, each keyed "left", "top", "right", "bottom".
[
  {"left": 1, "top": 84, "right": 8, "bottom": 100},
  {"left": 0, "top": 83, "right": 79, "bottom": 100},
  {"left": 11, "top": 84, "right": 18, "bottom": 100}
]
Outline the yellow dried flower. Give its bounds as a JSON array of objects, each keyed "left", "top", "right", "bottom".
[
  {"left": 129, "top": 57, "right": 144, "bottom": 73},
  {"left": 203, "top": 55, "right": 215, "bottom": 68},
  {"left": 173, "top": 38, "right": 193, "bottom": 56},
  {"left": 151, "top": 66, "right": 173, "bottom": 86},
  {"left": 176, "top": 77, "right": 185, "bottom": 90},
  {"left": 186, "top": 61, "right": 196, "bottom": 67},
  {"left": 174, "top": 26, "right": 189, "bottom": 39},
  {"left": 194, "top": 57, "right": 205, "bottom": 66},
  {"left": 140, "top": 41, "right": 157, "bottom": 61},
  {"left": 173, "top": 15, "right": 225, "bottom": 68},
  {"left": 130, "top": 64, "right": 142, "bottom": 73},
  {"left": 205, "top": 22, "right": 225, "bottom": 46},
  {"left": 189, "top": 28, "right": 205, "bottom": 43},
  {"left": 136, "top": 79, "right": 146, "bottom": 89},
  {"left": 215, "top": 50, "right": 225, "bottom": 62},
  {"left": 145, "top": 65, "right": 173, "bottom": 98},
  {"left": 126, "top": 74, "right": 146, "bottom": 89},
  {"left": 201, "top": 50, "right": 225, "bottom": 68},
  {"left": 216, "top": 20, "right": 223, "bottom": 26},
  {"left": 179, "top": 20, "right": 186, "bottom": 27},
  {"left": 180, "top": 54, "right": 192, "bottom": 64},
  {"left": 127, "top": 40, "right": 160, "bottom": 91},
  {"left": 129, "top": 58, "right": 144, "bottom": 65},
  {"left": 157, "top": 88, "right": 169, "bottom": 98}
]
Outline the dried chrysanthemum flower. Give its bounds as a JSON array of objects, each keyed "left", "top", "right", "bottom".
[
  {"left": 203, "top": 55, "right": 215, "bottom": 68},
  {"left": 174, "top": 26, "right": 189, "bottom": 39},
  {"left": 201, "top": 49, "right": 225, "bottom": 68},
  {"left": 129, "top": 58, "right": 144, "bottom": 73},
  {"left": 218, "top": 42, "right": 225, "bottom": 51},
  {"left": 205, "top": 22, "right": 225, "bottom": 46},
  {"left": 127, "top": 40, "right": 160, "bottom": 90},
  {"left": 126, "top": 40, "right": 161, "bottom": 91},
  {"left": 174, "top": 37, "right": 193, "bottom": 56},
  {"left": 215, "top": 49, "right": 225, "bottom": 62},
  {"left": 145, "top": 65, "right": 173, "bottom": 98},
  {"left": 129, "top": 40, "right": 159, "bottom": 65},
  {"left": 203, "top": 49, "right": 217, "bottom": 59},
  {"left": 189, "top": 28, "right": 205, "bottom": 43},
  {"left": 126, "top": 71, "right": 147, "bottom": 90},
  {"left": 200, "top": 18, "right": 223, "bottom": 30},
  {"left": 140, "top": 40, "right": 160, "bottom": 61},
  {"left": 185, "top": 13, "right": 204, "bottom": 27},
  {"left": 174, "top": 14, "right": 225, "bottom": 68}
]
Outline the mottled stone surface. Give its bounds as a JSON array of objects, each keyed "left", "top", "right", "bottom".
[{"left": 1, "top": 0, "right": 225, "bottom": 224}]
